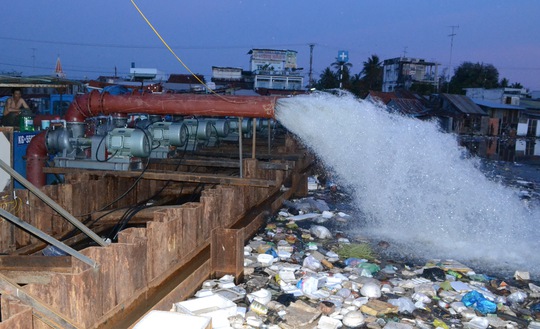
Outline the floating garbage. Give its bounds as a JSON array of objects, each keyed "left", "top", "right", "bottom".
[{"left": 137, "top": 188, "right": 540, "bottom": 329}]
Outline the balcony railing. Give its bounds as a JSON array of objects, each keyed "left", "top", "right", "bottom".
[{"left": 253, "top": 70, "right": 303, "bottom": 76}]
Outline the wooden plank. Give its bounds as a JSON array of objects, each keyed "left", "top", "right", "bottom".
[
  {"left": 90, "top": 205, "right": 185, "bottom": 225},
  {"left": 0, "top": 273, "right": 79, "bottom": 329},
  {"left": 1, "top": 271, "right": 55, "bottom": 285},
  {"left": 182, "top": 203, "right": 203, "bottom": 248},
  {"left": 200, "top": 190, "right": 219, "bottom": 241},
  {"left": 152, "top": 157, "right": 289, "bottom": 170},
  {"left": 95, "top": 246, "right": 210, "bottom": 329},
  {"left": 43, "top": 167, "right": 276, "bottom": 187},
  {"left": 0, "top": 302, "right": 33, "bottom": 329},
  {"left": 211, "top": 228, "right": 244, "bottom": 284},
  {"left": 0, "top": 255, "right": 71, "bottom": 272},
  {"left": 150, "top": 158, "right": 241, "bottom": 168}
]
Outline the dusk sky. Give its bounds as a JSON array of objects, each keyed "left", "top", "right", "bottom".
[{"left": 1, "top": 1, "right": 539, "bottom": 90}]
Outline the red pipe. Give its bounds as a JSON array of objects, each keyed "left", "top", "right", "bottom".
[
  {"left": 66, "top": 90, "right": 277, "bottom": 122},
  {"left": 25, "top": 132, "right": 48, "bottom": 188},
  {"left": 26, "top": 91, "right": 279, "bottom": 186}
]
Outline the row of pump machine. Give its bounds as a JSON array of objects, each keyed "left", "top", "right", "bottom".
[{"left": 45, "top": 114, "right": 275, "bottom": 170}]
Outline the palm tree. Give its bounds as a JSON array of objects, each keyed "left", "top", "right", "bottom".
[
  {"left": 361, "top": 54, "right": 382, "bottom": 91},
  {"left": 331, "top": 58, "right": 353, "bottom": 89},
  {"left": 316, "top": 67, "right": 339, "bottom": 89},
  {"left": 510, "top": 82, "right": 523, "bottom": 89}
]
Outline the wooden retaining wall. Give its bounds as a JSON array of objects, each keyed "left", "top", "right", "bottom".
[{"left": 0, "top": 155, "right": 310, "bottom": 328}]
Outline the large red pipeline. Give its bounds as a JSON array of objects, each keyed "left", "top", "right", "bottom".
[
  {"left": 65, "top": 91, "right": 277, "bottom": 122},
  {"left": 27, "top": 91, "right": 279, "bottom": 187},
  {"left": 25, "top": 131, "right": 48, "bottom": 188}
]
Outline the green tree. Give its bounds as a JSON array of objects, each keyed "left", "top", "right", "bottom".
[
  {"left": 510, "top": 82, "right": 523, "bottom": 89},
  {"left": 449, "top": 62, "right": 499, "bottom": 94},
  {"left": 500, "top": 77, "right": 509, "bottom": 88},
  {"left": 331, "top": 59, "right": 353, "bottom": 89},
  {"left": 361, "top": 54, "right": 383, "bottom": 91},
  {"left": 350, "top": 73, "right": 367, "bottom": 97},
  {"left": 316, "top": 67, "right": 339, "bottom": 89}
]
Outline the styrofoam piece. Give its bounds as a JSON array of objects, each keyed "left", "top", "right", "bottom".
[
  {"left": 194, "top": 289, "right": 214, "bottom": 298},
  {"left": 134, "top": 310, "right": 211, "bottom": 329},
  {"left": 321, "top": 211, "right": 334, "bottom": 219},
  {"left": 214, "top": 287, "right": 246, "bottom": 302},
  {"left": 450, "top": 281, "right": 471, "bottom": 292},
  {"left": 279, "top": 270, "right": 297, "bottom": 283},
  {"left": 318, "top": 315, "right": 342, "bottom": 329},
  {"left": 247, "top": 289, "right": 272, "bottom": 305},
  {"left": 173, "top": 294, "right": 236, "bottom": 327},
  {"left": 257, "top": 253, "right": 275, "bottom": 266},
  {"left": 277, "top": 250, "right": 292, "bottom": 259},
  {"left": 289, "top": 213, "right": 320, "bottom": 221}
]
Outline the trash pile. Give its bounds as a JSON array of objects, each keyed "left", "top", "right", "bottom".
[{"left": 136, "top": 183, "right": 540, "bottom": 329}]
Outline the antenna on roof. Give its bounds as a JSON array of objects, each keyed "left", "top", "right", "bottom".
[
  {"left": 308, "top": 43, "right": 315, "bottom": 88},
  {"left": 447, "top": 25, "right": 459, "bottom": 92}
]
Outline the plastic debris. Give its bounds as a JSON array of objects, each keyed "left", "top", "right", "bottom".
[
  {"left": 461, "top": 290, "right": 497, "bottom": 314},
  {"left": 149, "top": 188, "right": 540, "bottom": 329}
]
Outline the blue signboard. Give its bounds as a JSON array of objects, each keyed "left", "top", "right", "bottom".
[{"left": 337, "top": 50, "right": 349, "bottom": 63}]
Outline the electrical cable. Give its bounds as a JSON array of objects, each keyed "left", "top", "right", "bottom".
[
  {"left": 78, "top": 116, "right": 215, "bottom": 240},
  {"left": 129, "top": 0, "right": 248, "bottom": 103},
  {"left": 95, "top": 133, "right": 118, "bottom": 162}
]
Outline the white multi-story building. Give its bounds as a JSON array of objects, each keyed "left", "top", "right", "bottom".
[
  {"left": 248, "top": 49, "right": 303, "bottom": 91},
  {"left": 211, "top": 67, "right": 243, "bottom": 81},
  {"left": 464, "top": 87, "right": 527, "bottom": 105},
  {"left": 382, "top": 57, "right": 439, "bottom": 92}
]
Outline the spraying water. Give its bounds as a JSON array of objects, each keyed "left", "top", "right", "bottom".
[{"left": 276, "top": 92, "right": 540, "bottom": 276}]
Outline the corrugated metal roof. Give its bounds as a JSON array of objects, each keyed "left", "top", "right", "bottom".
[
  {"left": 367, "top": 91, "right": 397, "bottom": 104},
  {"left": 387, "top": 98, "right": 426, "bottom": 116},
  {"left": 167, "top": 74, "right": 205, "bottom": 84},
  {"left": 520, "top": 99, "right": 540, "bottom": 110},
  {"left": 473, "top": 99, "right": 526, "bottom": 110},
  {"left": 0, "top": 75, "right": 81, "bottom": 88},
  {"left": 442, "top": 93, "right": 487, "bottom": 115}
]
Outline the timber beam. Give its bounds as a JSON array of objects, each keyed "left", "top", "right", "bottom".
[
  {"left": 0, "top": 255, "right": 71, "bottom": 272},
  {"left": 43, "top": 168, "right": 276, "bottom": 187}
]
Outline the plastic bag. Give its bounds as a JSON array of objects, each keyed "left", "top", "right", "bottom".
[
  {"left": 310, "top": 225, "right": 332, "bottom": 239},
  {"left": 42, "top": 245, "right": 68, "bottom": 256},
  {"left": 388, "top": 297, "right": 416, "bottom": 313},
  {"left": 344, "top": 258, "right": 365, "bottom": 267},
  {"left": 507, "top": 291, "right": 527, "bottom": 304},
  {"left": 461, "top": 290, "right": 497, "bottom": 314},
  {"left": 421, "top": 267, "right": 446, "bottom": 281},
  {"left": 302, "top": 255, "right": 322, "bottom": 271},
  {"left": 360, "top": 282, "right": 381, "bottom": 298},
  {"left": 357, "top": 262, "right": 380, "bottom": 274}
]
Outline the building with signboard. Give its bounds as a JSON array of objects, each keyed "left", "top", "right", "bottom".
[
  {"left": 382, "top": 57, "right": 439, "bottom": 92},
  {"left": 248, "top": 49, "right": 303, "bottom": 91}
]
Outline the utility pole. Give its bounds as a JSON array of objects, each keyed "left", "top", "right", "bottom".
[
  {"left": 308, "top": 43, "right": 315, "bottom": 88},
  {"left": 447, "top": 25, "right": 459, "bottom": 92},
  {"left": 402, "top": 46, "right": 408, "bottom": 58},
  {"left": 31, "top": 48, "right": 36, "bottom": 73}
]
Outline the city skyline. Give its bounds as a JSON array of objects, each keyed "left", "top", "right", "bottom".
[{"left": 1, "top": 1, "right": 538, "bottom": 90}]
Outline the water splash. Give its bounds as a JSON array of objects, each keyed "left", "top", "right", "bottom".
[{"left": 276, "top": 92, "right": 540, "bottom": 276}]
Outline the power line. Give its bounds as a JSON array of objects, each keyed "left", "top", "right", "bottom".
[{"left": 0, "top": 36, "right": 309, "bottom": 51}]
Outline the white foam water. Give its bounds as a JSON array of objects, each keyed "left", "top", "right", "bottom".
[{"left": 276, "top": 92, "right": 540, "bottom": 276}]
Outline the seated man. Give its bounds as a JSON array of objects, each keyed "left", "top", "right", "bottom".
[{"left": 2, "top": 88, "right": 30, "bottom": 126}]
